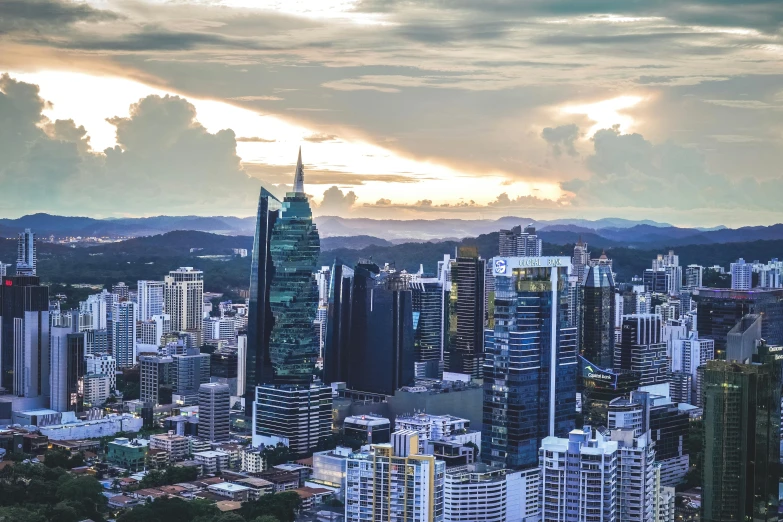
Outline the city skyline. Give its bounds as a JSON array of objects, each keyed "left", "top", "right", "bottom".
[{"left": 1, "top": 1, "right": 782, "bottom": 226}]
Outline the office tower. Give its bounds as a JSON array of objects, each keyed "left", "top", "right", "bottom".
[
  {"left": 410, "top": 277, "right": 447, "bottom": 378},
  {"left": 685, "top": 265, "right": 703, "bottom": 289},
  {"left": 580, "top": 356, "right": 641, "bottom": 428},
  {"left": 82, "top": 374, "right": 111, "bottom": 407},
  {"left": 571, "top": 238, "right": 590, "bottom": 284},
  {"left": 730, "top": 257, "right": 752, "bottom": 290},
  {"left": 137, "top": 280, "right": 165, "bottom": 321},
  {"left": 671, "top": 333, "right": 714, "bottom": 405},
  {"left": 85, "top": 354, "right": 116, "bottom": 391},
  {"left": 539, "top": 427, "right": 617, "bottom": 521},
  {"left": 446, "top": 247, "right": 485, "bottom": 378},
  {"left": 643, "top": 268, "right": 668, "bottom": 294},
  {"left": 345, "top": 433, "right": 445, "bottom": 522},
  {"left": 669, "top": 371, "right": 691, "bottom": 404},
  {"left": 499, "top": 224, "right": 542, "bottom": 257},
  {"left": 251, "top": 384, "right": 332, "bottom": 454},
  {"left": 84, "top": 329, "right": 109, "bottom": 355},
  {"left": 0, "top": 274, "right": 50, "bottom": 398},
  {"left": 236, "top": 333, "right": 247, "bottom": 397},
  {"left": 727, "top": 313, "right": 762, "bottom": 362},
  {"left": 649, "top": 397, "right": 689, "bottom": 487},
  {"left": 112, "top": 301, "right": 137, "bottom": 368},
  {"left": 198, "top": 382, "right": 230, "bottom": 442},
  {"left": 171, "top": 348, "right": 210, "bottom": 400},
  {"left": 702, "top": 343, "right": 781, "bottom": 522},
  {"left": 581, "top": 263, "right": 616, "bottom": 369},
  {"left": 164, "top": 267, "right": 204, "bottom": 334},
  {"left": 615, "top": 314, "right": 669, "bottom": 386},
  {"left": 693, "top": 287, "right": 783, "bottom": 358},
  {"left": 16, "top": 229, "right": 36, "bottom": 276},
  {"left": 322, "top": 263, "right": 353, "bottom": 385},
  {"left": 50, "top": 329, "right": 85, "bottom": 412},
  {"left": 112, "top": 282, "right": 129, "bottom": 301},
  {"left": 315, "top": 265, "right": 331, "bottom": 307},
  {"left": 139, "top": 354, "right": 173, "bottom": 406},
  {"left": 245, "top": 150, "right": 319, "bottom": 410},
  {"left": 483, "top": 256, "right": 577, "bottom": 469}
]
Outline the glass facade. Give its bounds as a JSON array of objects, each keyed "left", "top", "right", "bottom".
[
  {"left": 446, "top": 248, "right": 485, "bottom": 378},
  {"left": 410, "top": 279, "right": 446, "bottom": 367},
  {"left": 482, "top": 259, "right": 577, "bottom": 470},
  {"left": 581, "top": 263, "right": 615, "bottom": 369}
]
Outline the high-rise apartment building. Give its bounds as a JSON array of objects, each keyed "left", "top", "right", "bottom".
[
  {"left": 198, "top": 382, "right": 230, "bottom": 442},
  {"left": 615, "top": 314, "right": 669, "bottom": 386},
  {"left": 539, "top": 427, "right": 617, "bottom": 521},
  {"left": 112, "top": 301, "right": 137, "bottom": 368},
  {"left": 171, "top": 348, "right": 211, "bottom": 399},
  {"left": 139, "top": 354, "right": 173, "bottom": 406},
  {"left": 730, "top": 257, "right": 752, "bottom": 290},
  {"left": 245, "top": 150, "right": 320, "bottom": 413},
  {"left": 702, "top": 343, "right": 781, "bottom": 522},
  {"left": 137, "top": 280, "right": 165, "bottom": 321},
  {"left": 499, "top": 224, "right": 542, "bottom": 257},
  {"left": 164, "top": 267, "right": 204, "bottom": 334},
  {"left": 581, "top": 263, "right": 616, "bottom": 369},
  {"left": 85, "top": 354, "right": 116, "bottom": 391},
  {"left": 50, "top": 327, "right": 85, "bottom": 412},
  {"left": 483, "top": 256, "right": 577, "bottom": 469},
  {"left": 446, "top": 247, "right": 485, "bottom": 378},
  {"left": 112, "top": 282, "right": 130, "bottom": 301},
  {"left": 571, "top": 238, "right": 590, "bottom": 284},
  {"left": 444, "top": 464, "right": 528, "bottom": 522},
  {"left": 251, "top": 384, "right": 332, "bottom": 455},
  {"left": 671, "top": 333, "right": 714, "bottom": 405},
  {"left": 16, "top": 229, "right": 36, "bottom": 276},
  {"left": 0, "top": 274, "right": 50, "bottom": 399},
  {"left": 685, "top": 265, "right": 703, "bottom": 289},
  {"left": 345, "top": 432, "right": 445, "bottom": 522}
]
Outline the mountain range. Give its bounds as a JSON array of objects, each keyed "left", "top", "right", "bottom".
[{"left": 3, "top": 213, "right": 783, "bottom": 251}]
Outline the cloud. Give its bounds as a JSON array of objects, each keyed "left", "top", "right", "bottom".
[
  {"left": 237, "top": 136, "right": 276, "bottom": 142},
  {"left": 375, "top": 198, "right": 392, "bottom": 205},
  {"left": 317, "top": 186, "right": 358, "bottom": 214},
  {"left": 303, "top": 133, "right": 340, "bottom": 143},
  {"left": 541, "top": 124, "right": 580, "bottom": 157},
  {"left": 0, "top": 74, "right": 258, "bottom": 215},
  {"left": 0, "top": 0, "right": 119, "bottom": 34}
]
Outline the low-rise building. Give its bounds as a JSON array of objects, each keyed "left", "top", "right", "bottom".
[
  {"left": 145, "top": 448, "right": 169, "bottom": 469},
  {"left": 108, "top": 438, "right": 149, "bottom": 472},
  {"left": 293, "top": 486, "right": 333, "bottom": 510},
  {"left": 38, "top": 413, "right": 142, "bottom": 441},
  {"left": 150, "top": 431, "right": 189, "bottom": 462},
  {"left": 256, "top": 469, "right": 300, "bottom": 492},
  {"left": 108, "top": 494, "right": 142, "bottom": 510},
  {"left": 229, "top": 477, "right": 274, "bottom": 499},
  {"left": 312, "top": 446, "right": 352, "bottom": 491},
  {"left": 208, "top": 482, "right": 252, "bottom": 502},
  {"left": 240, "top": 446, "right": 267, "bottom": 473},
  {"left": 194, "top": 450, "right": 229, "bottom": 474}
]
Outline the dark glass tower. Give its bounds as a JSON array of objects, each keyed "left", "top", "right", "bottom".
[
  {"left": 581, "top": 263, "right": 615, "bottom": 369},
  {"left": 410, "top": 278, "right": 447, "bottom": 376},
  {"left": 482, "top": 256, "right": 578, "bottom": 470},
  {"left": 245, "top": 150, "right": 320, "bottom": 410},
  {"left": 702, "top": 343, "right": 781, "bottom": 521},
  {"left": 323, "top": 263, "right": 353, "bottom": 385},
  {"left": 446, "top": 247, "right": 485, "bottom": 378}
]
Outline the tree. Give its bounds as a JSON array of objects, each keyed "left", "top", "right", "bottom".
[
  {"left": 250, "top": 517, "right": 281, "bottom": 522},
  {"left": 0, "top": 507, "right": 46, "bottom": 522},
  {"left": 262, "top": 444, "right": 295, "bottom": 467},
  {"left": 239, "top": 492, "right": 302, "bottom": 522}
]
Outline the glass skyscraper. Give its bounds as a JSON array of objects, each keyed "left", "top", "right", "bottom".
[
  {"left": 482, "top": 256, "right": 578, "bottom": 470},
  {"left": 581, "top": 262, "right": 615, "bottom": 369},
  {"left": 245, "top": 149, "right": 320, "bottom": 406}
]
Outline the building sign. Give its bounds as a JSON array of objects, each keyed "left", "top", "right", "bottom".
[
  {"left": 492, "top": 256, "right": 571, "bottom": 276},
  {"left": 579, "top": 356, "right": 619, "bottom": 387}
]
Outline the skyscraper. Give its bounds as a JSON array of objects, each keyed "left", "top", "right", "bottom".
[
  {"left": 498, "top": 224, "right": 542, "bottom": 257},
  {"left": 50, "top": 328, "right": 85, "bottom": 413},
  {"left": 164, "top": 267, "right": 204, "bottom": 334},
  {"left": 323, "top": 263, "right": 353, "bottom": 385},
  {"left": 410, "top": 277, "right": 447, "bottom": 377},
  {"left": 0, "top": 274, "right": 50, "bottom": 399},
  {"left": 730, "top": 257, "right": 752, "bottom": 290},
  {"left": 198, "top": 382, "right": 230, "bottom": 442},
  {"left": 685, "top": 264, "right": 704, "bottom": 289},
  {"left": 112, "top": 301, "right": 137, "bottom": 368},
  {"left": 446, "top": 247, "right": 485, "bottom": 378},
  {"left": 702, "top": 343, "right": 781, "bottom": 522},
  {"left": 615, "top": 314, "right": 669, "bottom": 386},
  {"left": 16, "top": 228, "right": 36, "bottom": 276},
  {"left": 581, "top": 262, "right": 616, "bottom": 369},
  {"left": 483, "top": 256, "right": 577, "bottom": 469},
  {"left": 137, "top": 280, "right": 165, "bottom": 321},
  {"left": 571, "top": 238, "right": 590, "bottom": 284}
]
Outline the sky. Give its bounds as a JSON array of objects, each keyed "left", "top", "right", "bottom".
[{"left": 0, "top": 0, "right": 782, "bottom": 227}]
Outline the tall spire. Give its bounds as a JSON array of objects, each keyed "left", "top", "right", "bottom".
[{"left": 293, "top": 146, "right": 305, "bottom": 194}]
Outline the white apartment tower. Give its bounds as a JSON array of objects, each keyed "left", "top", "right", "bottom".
[
  {"left": 539, "top": 428, "right": 618, "bottom": 522},
  {"left": 164, "top": 267, "right": 204, "bottom": 333},
  {"left": 113, "top": 301, "right": 137, "bottom": 368},
  {"left": 730, "top": 258, "right": 752, "bottom": 290},
  {"left": 16, "top": 228, "right": 36, "bottom": 276},
  {"left": 137, "top": 280, "right": 165, "bottom": 321}
]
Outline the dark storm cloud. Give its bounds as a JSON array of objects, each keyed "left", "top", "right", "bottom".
[{"left": 0, "top": 0, "right": 119, "bottom": 34}]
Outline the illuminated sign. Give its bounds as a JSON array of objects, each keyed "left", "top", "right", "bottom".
[
  {"left": 3, "top": 280, "right": 11, "bottom": 287},
  {"left": 579, "top": 356, "right": 618, "bottom": 387},
  {"left": 767, "top": 346, "right": 782, "bottom": 353},
  {"left": 491, "top": 256, "right": 571, "bottom": 276},
  {"left": 493, "top": 259, "right": 507, "bottom": 275}
]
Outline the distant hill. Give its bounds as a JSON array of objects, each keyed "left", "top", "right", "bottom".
[{"left": 320, "top": 235, "right": 393, "bottom": 251}]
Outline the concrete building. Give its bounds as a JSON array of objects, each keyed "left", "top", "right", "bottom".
[
  {"left": 83, "top": 374, "right": 112, "bottom": 407},
  {"left": 150, "top": 431, "right": 189, "bottom": 462},
  {"left": 164, "top": 267, "right": 204, "bottom": 334},
  {"left": 539, "top": 428, "right": 618, "bottom": 522},
  {"left": 85, "top": 354, "right": 116, "bottom": 391},
  {"left": 50, "top": 327, "right": 85, "bottom": 413},
  {"left": 198, "top": 382, "right": 230, "bottom": 442},
  {"left": 730, "top": 258, "right": 752, "bottom": 290},
  {"left": 240, "top": 446, "right": 267, "bottom": 474},
  {"left": 345, "top": 433, "right": 445, "bottom": 522},
  {"left": 137, "top": 280, "right": 165, "bottom": 321},
  {"left": 395, "top": 413, "right": 479, "bottom": 453},
  {"left": 108, "top": 438, "right": 149, "bottom": 471},
  {"left": 444, "top": 464, "right": 513, "bottom": 522},
  {"left": 194, "top": 450, "right": 230, "bottom": 474},
  {"left": 611, "top": 427, "right": 656, "bottom": 522},
  {"left": 112, "top": 301, "right": 137, "bottom": 368},
  {"left": 343, "top": 414, "right": 390, "bottom": 444},
  {"left": 172, "top": 349, "right": 211, "bottom": 401},
  {"left": 615, "top": 314, "right": 669, "bottom": 386},
  {"left": 252, "top": 384, "right": 332, "bottom": 454}
]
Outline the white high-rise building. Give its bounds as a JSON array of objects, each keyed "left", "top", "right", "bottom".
[
  {"left": 203, "top": 316, "right": 236, "bottom": 342},
  {"left": 83, "top": 374, "right": 111, "bottom": 407},
  {"left": 671, "top": 333, "right": 714, "bottom": 406},
  {"left": 685, "top": 265, "right": 703, "bottom": 289},
  {"left": 164, "top": 267, "right": 204, "bottom": 333},
  {"left": 80, "top": 292, "right": 109, "bottom": 330},
  {"left": 137, "top": 280, "right": 165, "bottom": 321},
  {"left": 345, "top": 433, "right": 445, "bottom": 522},
  {"left": 237, "top": 333, "right": 247, "bottom": 397},
  {"left": 444, "top": 465, "right": 508, "bottom": 522},
  {"left": 16, "top": 228, "right": 36, "bottom": 276},
  {"left": 315, "top": 265, "right": 331, "bottom": 307},
  {"left": 86, "top": 354, "right": 116, "bottom": 391},
  {"left": 112, "top": 301, "right": 137, "bottom": 368},
  {"left": 539, "top": 428, "right": 617, "bottom": 522},
  {"left": 0, "top": 262, "right": 9, "bottom": 277},
  {"left": 611, "top": 428, "right": 656, "bottom": 522},
  {"left": 730, "top": 258, "right": 752, "bottom": 290},
  {"left": 394, "top": 413, "right": 479, "bottom": 452}
]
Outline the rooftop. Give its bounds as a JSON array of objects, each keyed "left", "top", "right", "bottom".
[{"left": 209, "top": 483, "right": 251, "bottom": 493}]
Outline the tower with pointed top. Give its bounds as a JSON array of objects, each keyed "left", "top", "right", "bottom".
[{"left": 246, "top": 149, "right": 323, "bottom": 415}]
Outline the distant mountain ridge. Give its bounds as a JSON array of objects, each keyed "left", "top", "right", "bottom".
[{"left": 0, "top": 213, "right": 782, "bottom": 249}]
